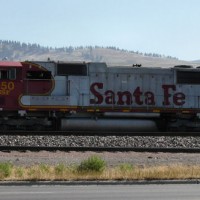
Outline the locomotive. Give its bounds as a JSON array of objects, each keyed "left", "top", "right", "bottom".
[{"left": 0, "top": 60, "right": 200, "bottom": 131}]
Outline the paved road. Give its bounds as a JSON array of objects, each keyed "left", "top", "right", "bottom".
[{"left": 0, "top": 184, "right": 200, "bottom": 200}]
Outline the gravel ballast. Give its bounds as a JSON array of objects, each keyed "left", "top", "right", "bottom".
[{"left": 0, "top": 135, "right": 200, "bottom": 148}]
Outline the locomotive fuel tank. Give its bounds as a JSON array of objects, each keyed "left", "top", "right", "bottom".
[{"left": 60, "top": 118, "right": 158, "bottom": 132}]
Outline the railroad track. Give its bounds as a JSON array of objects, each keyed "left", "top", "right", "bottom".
[
  {"left": 1, "top": 146, "right": 200, "bottom": 153},
  {"left": 0, "top": 131, "right": 200, "bottom": 153},
  {"left": 1, "top": 130, "right": 200, "bottom": 136}
]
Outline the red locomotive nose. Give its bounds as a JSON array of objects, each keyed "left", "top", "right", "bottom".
[
  {"left": 22, "top": 62, "right": 54, "bottom": 95},
  {"left": 0, "top": 61, "right": 54, "bottom": 111}
]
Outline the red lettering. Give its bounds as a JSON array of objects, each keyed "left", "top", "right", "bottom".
[
  {"left": 173, "top": 92, "right": 185, "bottom": 106},
  {"left": 133, "top": 87, "right": 143, "bottom": 105},
  {"left": 117, "top": 91, "right": 132, "bottom": 105},
  {"left": 162, "top": 85, "right": 176, "bottom": 105},
  {"left": 90, "top": 82, "right": 103, "bottom": 104},
  {"left": 145, "top": 91, "right": 155, "bottom": 105},
  {"left": 105, "top": 90, "right": 115, "bottom": 104},
  {"left": 90, "top": 82, "right": 186, "bottom": 106}
]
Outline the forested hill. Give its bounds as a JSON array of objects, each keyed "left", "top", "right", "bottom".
[{"left": 0, "top": 40, "right": 196, "bottom": 67}]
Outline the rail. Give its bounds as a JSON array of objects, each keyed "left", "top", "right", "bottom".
[
  {"left": 1, "top": 131, "right": 200, "bottom": 136},
  {"left": 1, "top": 146, "right": 200, "bottom": 153}
]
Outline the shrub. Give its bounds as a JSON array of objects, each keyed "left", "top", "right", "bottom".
[
  {"left": 16, "top": 167, "right": 24, "bottom": 178},
  {"left": 77, "top": 155, "right": 106, "bottom": 173},
  {"left": 119, "top": 163, "right": 134, "bottom": 172},
  {"left": 27, "top": 168, "right": 36, "bottom": 177},
  {"left": 0, "top": 162, "right": 13, "bottom": 178},
  {"left": 39, "top": 164, "right": 50, "bottom": 173},
  {"left": 55, "top": 163, "right": 67, "bottom": 176}
]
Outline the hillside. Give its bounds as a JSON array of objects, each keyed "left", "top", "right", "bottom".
[{"left": 0, "top": 40, "right": 198, "bottom": 67}]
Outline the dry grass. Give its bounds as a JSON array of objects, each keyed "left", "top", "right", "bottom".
[{"left": 1, "top": 163, "right": 200, "bottom": 181}]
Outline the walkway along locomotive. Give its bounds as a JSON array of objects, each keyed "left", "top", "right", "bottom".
[{"left": 0, "top": 60, "right": 200, "bottom": 131}]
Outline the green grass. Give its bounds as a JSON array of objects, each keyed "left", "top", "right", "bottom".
[{"left": 0, "top": 156, "right": 200, "bottom": 181}]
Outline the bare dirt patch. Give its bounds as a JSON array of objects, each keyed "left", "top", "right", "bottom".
[{"left": 0, "top": 151, "right": 200, "bottom": 167}]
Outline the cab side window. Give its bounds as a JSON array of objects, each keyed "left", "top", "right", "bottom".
[
  {"left": 0, "top": 68, "right": 16, "bottom": 80},
  {"left": 0, "top": 70, "right": 8, "bottom": 79},
  {"left": 9, "top": 68, "right": 16, "bottom": 80}
]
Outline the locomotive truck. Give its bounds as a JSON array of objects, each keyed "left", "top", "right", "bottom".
[{"left": 0, "top": 60, "right": 200, "bottom": 131}]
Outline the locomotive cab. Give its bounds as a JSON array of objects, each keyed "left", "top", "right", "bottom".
[
  {"left": 0, "top": 62, "right": 22, "bottom": 111},
  {"left": 0, "top": 62, "right": 23, "bottom": 130}
]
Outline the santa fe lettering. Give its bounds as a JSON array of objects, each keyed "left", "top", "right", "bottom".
[{"left": 90, "top": 82, "right": 185, "bottom": 106}]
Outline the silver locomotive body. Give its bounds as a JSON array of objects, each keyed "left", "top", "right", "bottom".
[{"left": 14, "top": 61, "right": 200, "bottom": 131}]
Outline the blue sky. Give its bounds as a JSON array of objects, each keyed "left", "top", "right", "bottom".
[{"left": 0, "top": 0, "right": 200, "bottom": 61}]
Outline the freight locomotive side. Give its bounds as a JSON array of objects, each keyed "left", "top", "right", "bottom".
[{"left": 0, "top": 60, "right": 199, "bottom": 131}]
